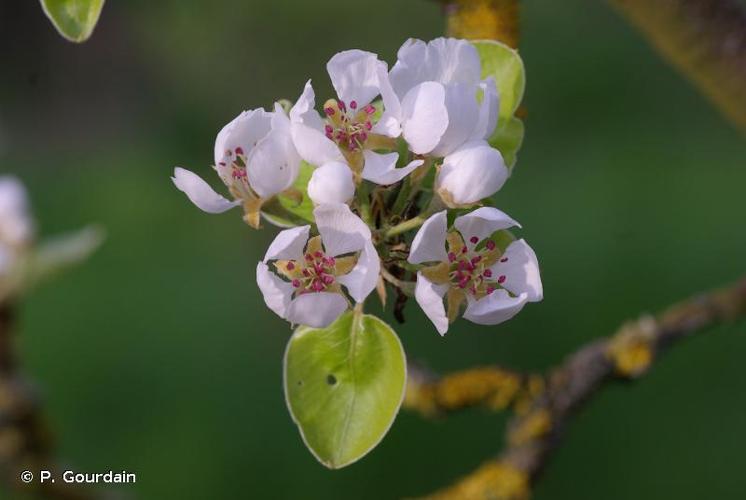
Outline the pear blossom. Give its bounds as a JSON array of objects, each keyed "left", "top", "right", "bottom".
[
  {"left": 172, "top": 102, "right": 301, "bottom": 228},
  {"left": 378, "top": 37, "right": 509, "bottom": 206},
  {"left": 408, "top": 208, "right": 542, "bottom": 335},
  {"left": 0, "top": 177, "right": 33, "bottom": 300},
  {"left": 289, "top": 50, "right": 423, "bottom": 204},
  {"left": 256, "top": 203, "right": 380, "bottom": 328}
]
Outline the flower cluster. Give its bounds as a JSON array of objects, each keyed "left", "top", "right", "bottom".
[{"left": 173, "top": 37, "right": 542, "bottom": 334}]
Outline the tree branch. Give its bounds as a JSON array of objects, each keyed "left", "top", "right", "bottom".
[
  {"left": 410, "top": 276, "right": 746, "bottom": 499},
  {"left": 0, "top": 302, "right": 101, "bottom": 500},
  {"left": 609, "top": 0, "right": 746, "bottom": 133}
]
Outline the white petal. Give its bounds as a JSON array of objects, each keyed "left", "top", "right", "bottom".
[
  {"left": 361, "top": 151, "right": 422, "bottom": 185},
  {"left": 291, "top": 122, "right": 343, "bottom": 167},
  {"left": 471, "top": 77, "right": 500, "bottom": 141},
  {"left": 286, "top": 292, "right": 349, "bottom": 328},
  {"left": 314, "top": 203, "right": 371, "bottom": 257},
  {"left": 414, "top": 272, "right": 450, "bottom": 335},
  {"left": 407, "top": 211, "right": 448, "bottom": 264},
  {"left": 389, "top": 38, "right": 429, "bottom": 98},
  {"left": 245, "top": 129, "right": 301, "bottom": 199},
  {"left": 401, "top": 81, "right": 449, "bottom": 155},
  {"left": 390, "top": 37, "right": 481, "bottom": 98},
  {"left": 426, "top": 37, "right": 482, "bottom": 87},
  {"left": 463, "top": 290, "right": 528, "bottom": 326},
  {"left": 327, "top": 50, "right": 383, "bottom": 107},
  {"left": 337, "top": 241, "right": 380, "bottom": 303},
  {"left": 307, "top": 162, "right": 355, "bottom": 205},
  {"left": 454, "top": 207, "right": 521, "bottom": 249},
  {"left": 214, "top": 109, "right": 272, "bottom": 166},
  {"left": 172, "top": 167, "right": 239, "bottom": 214},
  {"left": 289, "top": 81, "right": 344, "bottom": 167},
  {"left": 430, "top": 82, "right": 481, "bottom": 157},
  {"left": 263, "top": 225, "right": 311, "bottom": 263},
  {"left": 256, "top": 262, "right": 294, "bottom": 320},
  {"left": 490, "top": 239, "right": 543, "bottom": 302},
  {"left": 438, "top": 141, "right": 509, "bottom": 204},
  {"left": 0, "top": 176, "right": 34, "bottom": 245},
  {"left": 371, "top": 63, "right": 402, "bottom": 137}
]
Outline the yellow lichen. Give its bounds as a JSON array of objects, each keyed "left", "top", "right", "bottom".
[
  {"left": 446, "top": 0, "right": 520, "bottom": 47},
  {"left": 509, "top": 409, "right": 552, "bottom": 447},
  {"left": 423, "top": 460, "right": 529, "bottom": 500}
]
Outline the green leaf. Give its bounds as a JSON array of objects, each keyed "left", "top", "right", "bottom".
[
  {"left": 489, "top": 116, "right": 524, "bottom": 168},
  {"left": 40, "top": 0, "right": 106, "bottom": 43},
  {"left": 284, "top": 311, "right": 407, "bottom": 469},
  {"left": 270, "top": 161, "right": 315, "bottom": 225},
  {"left": 473, "top": 40, "right": 526, "bottom": 123}
]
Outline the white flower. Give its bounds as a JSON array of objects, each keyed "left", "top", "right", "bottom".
[
  {"left": 0, "top": 176, "right": 34, "bottom": 298},
  {"left": 289, "top": 50, "right": 423, "bottom": 204},
  {"left": 256, "top": 203, "right": 380, "bottom": 328},
  {"left": 379, "top": 37, "right": 499, "bottom": 157},
  {"left": 307, "top": 162, "right": 355, "bottom": 205},
  {"left": 437, "top": 140, "right": 509, "bottom": 206},
  {"left": 407, "top": 208, "right": 542, "bottom": 335},
  {"left": 172, "top": 103, "right": 302, "bottom": 228}
]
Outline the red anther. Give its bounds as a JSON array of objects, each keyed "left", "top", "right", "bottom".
[
  {"left": 235, "top": 147, "right": 244, "bottom": 156},
  {"left": 326, "top": 257, "right": 336, "bottom": 266},
  {"left": 313, "top": 251, "right": 323, "bottom": 258},
  {"left": 448, "top": 252, "right": 457, "bottom": 262},
  {"left": 365, "top": 121, "right": 372, "bottom": 130},
  {"left": 305, "top": 253, "right": 313, "bottom": 261},
  {"left": 483, "top": 269, "right": 492, "bottom": 278},
  {"left": 312, "top": 279, "right": 324, "bottom": 292},
  {"left": 350, "top": 100, "right": 357, "bottom": 109},
  {"left": 325, "top": 125, "right": 333, "bottom": 134},
  {"left": 323, "top": 275, "right": 335, "bottom": 285},
  {"left": 458, "top": 278, "right": 468, "bottom": 289},
  {"left": 498, "top": 275, "right": 506, "bottom": 284},
  {"left": 219, "top": 162, "right": 226, "bottom": 166},
  {"left": 358, "top": 132, "right": 368, "bottom": 143},
  {"left": 338, "top": 100, "right": 346, "bottom": 112},
  {"left": 324, "top": 107, "right": 335, "bottom": 116},
  {"left": 458, "top": 261, "right": 468, "bottom": 272},
  {"left": 461, "top": 246, "right": 468, "bottom": 254},
  {"left": 486, "top": 286, "right": 495, "bottom": 294},
  {"left": 470, "top": 236, "right": 479, "bottom": 244},
  {"left": 500, "top": 257, "right": 508, "bottom": 262},
  {"left": 364, "top": 104, "right": 375, "bottom": 114},
  {"left": 486, "top": 240, "right": 496, "bottom": 250},
  {"left": 286, "top": 262, "right": 295, "bottom": 271},
  {"left": 292, "top": 279, "right": 301, "bottom": 288},
  {"left": 471, "top": 255, "right": 482, "bottom": 264},
  {"left": 302, "top": 269, "right": 310, "bottom": 277}
]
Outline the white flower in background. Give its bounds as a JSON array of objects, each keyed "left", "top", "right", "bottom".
[
  {"left": 289, "top": 50, "right": 423, "bottom": 204},
  {"left": 172, "top": 102, "right": 301, "bottom": 228},
  {"left": 256, "top": 203, "right": 380, "bottom": 328},
  {"left": 0, "top": 176, "right": 34, "bottom": 280},
  {"left": 408, "top": 208, "right": 542, "bottom": 335}
]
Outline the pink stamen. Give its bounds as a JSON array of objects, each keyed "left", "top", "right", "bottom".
[
  {"left": 292, "top": 279, "right": 301, "bottom": 288},
  {"left": 323, "top": 275, "right": 335, "bottom": 285},
  {"left": 286, "top": 262, "right": 295, "bottom": 271},
  {"left": 498, "top": 275, "right": 506, "bottom": 284},
  {"left": 470, "top": 236, "right": 479, "bottom": 244},
  {"left": 324, "top": 107, "right": 335, "bottom": 116},
  {"left": 500, "top": 257, "right": 509, "bottom": 263},
  {"left": 483, "top": 269, "right": 493, "bottom": 278},
  {"left": 364, "top": 104, "right": 375, "bottom": 115},
  {"left": 486, "top": 286, "right": 495, "bottom": 294},
  {"left": 448, "top": 252, "right": 456, "bottom": 262},
  {"left": 235, "top": 147, "right": 244, "bottom": 156},
  {"left": 486, "top": 240, "right": 496, "bottom": 250},
  {"left": 349, "top": 100, "right": 357, "bottom": 109}
]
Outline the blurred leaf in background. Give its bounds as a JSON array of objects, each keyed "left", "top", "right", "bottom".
[{"left": 40, "top": 0, "right": 106, "bottom": 42}]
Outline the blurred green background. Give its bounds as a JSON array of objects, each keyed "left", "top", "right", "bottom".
[{"left": 1, "top": 0, "right": 745, "bottom": 498}]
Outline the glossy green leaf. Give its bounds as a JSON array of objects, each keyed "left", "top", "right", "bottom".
[
  {"left": 473, "top": 40, "right": 526, "bottom": 123},
  {"left": 40, "top": 0, "right": 106, "bottom": 43},
  {"left": 489, "top": 116, "right": 524, "bottom": 168},
  {"left": 284, "top": 311, "right": 407, "bottom": 469}
]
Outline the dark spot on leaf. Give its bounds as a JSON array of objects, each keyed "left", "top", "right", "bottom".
[
  {"left": 326, "top": 374, "right": 337, "bottom": 386},
  {"left": 297, "top": 380, "right": 303, "bottom": 386}
]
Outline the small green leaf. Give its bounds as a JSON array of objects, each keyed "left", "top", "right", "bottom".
[
  {"left": 473, "top": 40, "right": 526, "bottom": 123},
  {"left": 284, "top": 311, "right": 407, "bottom": 469},
  {"left": 489, "top": 116, "right": 524, "bottom": 168},
  {"left": 271, "top": 161, "right": 315, "bottom": 225},
  {"left": 40, "top": 0, "right": 106, "bottom": 43}
]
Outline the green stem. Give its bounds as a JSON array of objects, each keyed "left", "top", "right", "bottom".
[
  {"left": 384, "top": 215, "right": 427, "bottom": 239},
  {"left": 356, "top": 181, "right": 373, "bottom": 226}
]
